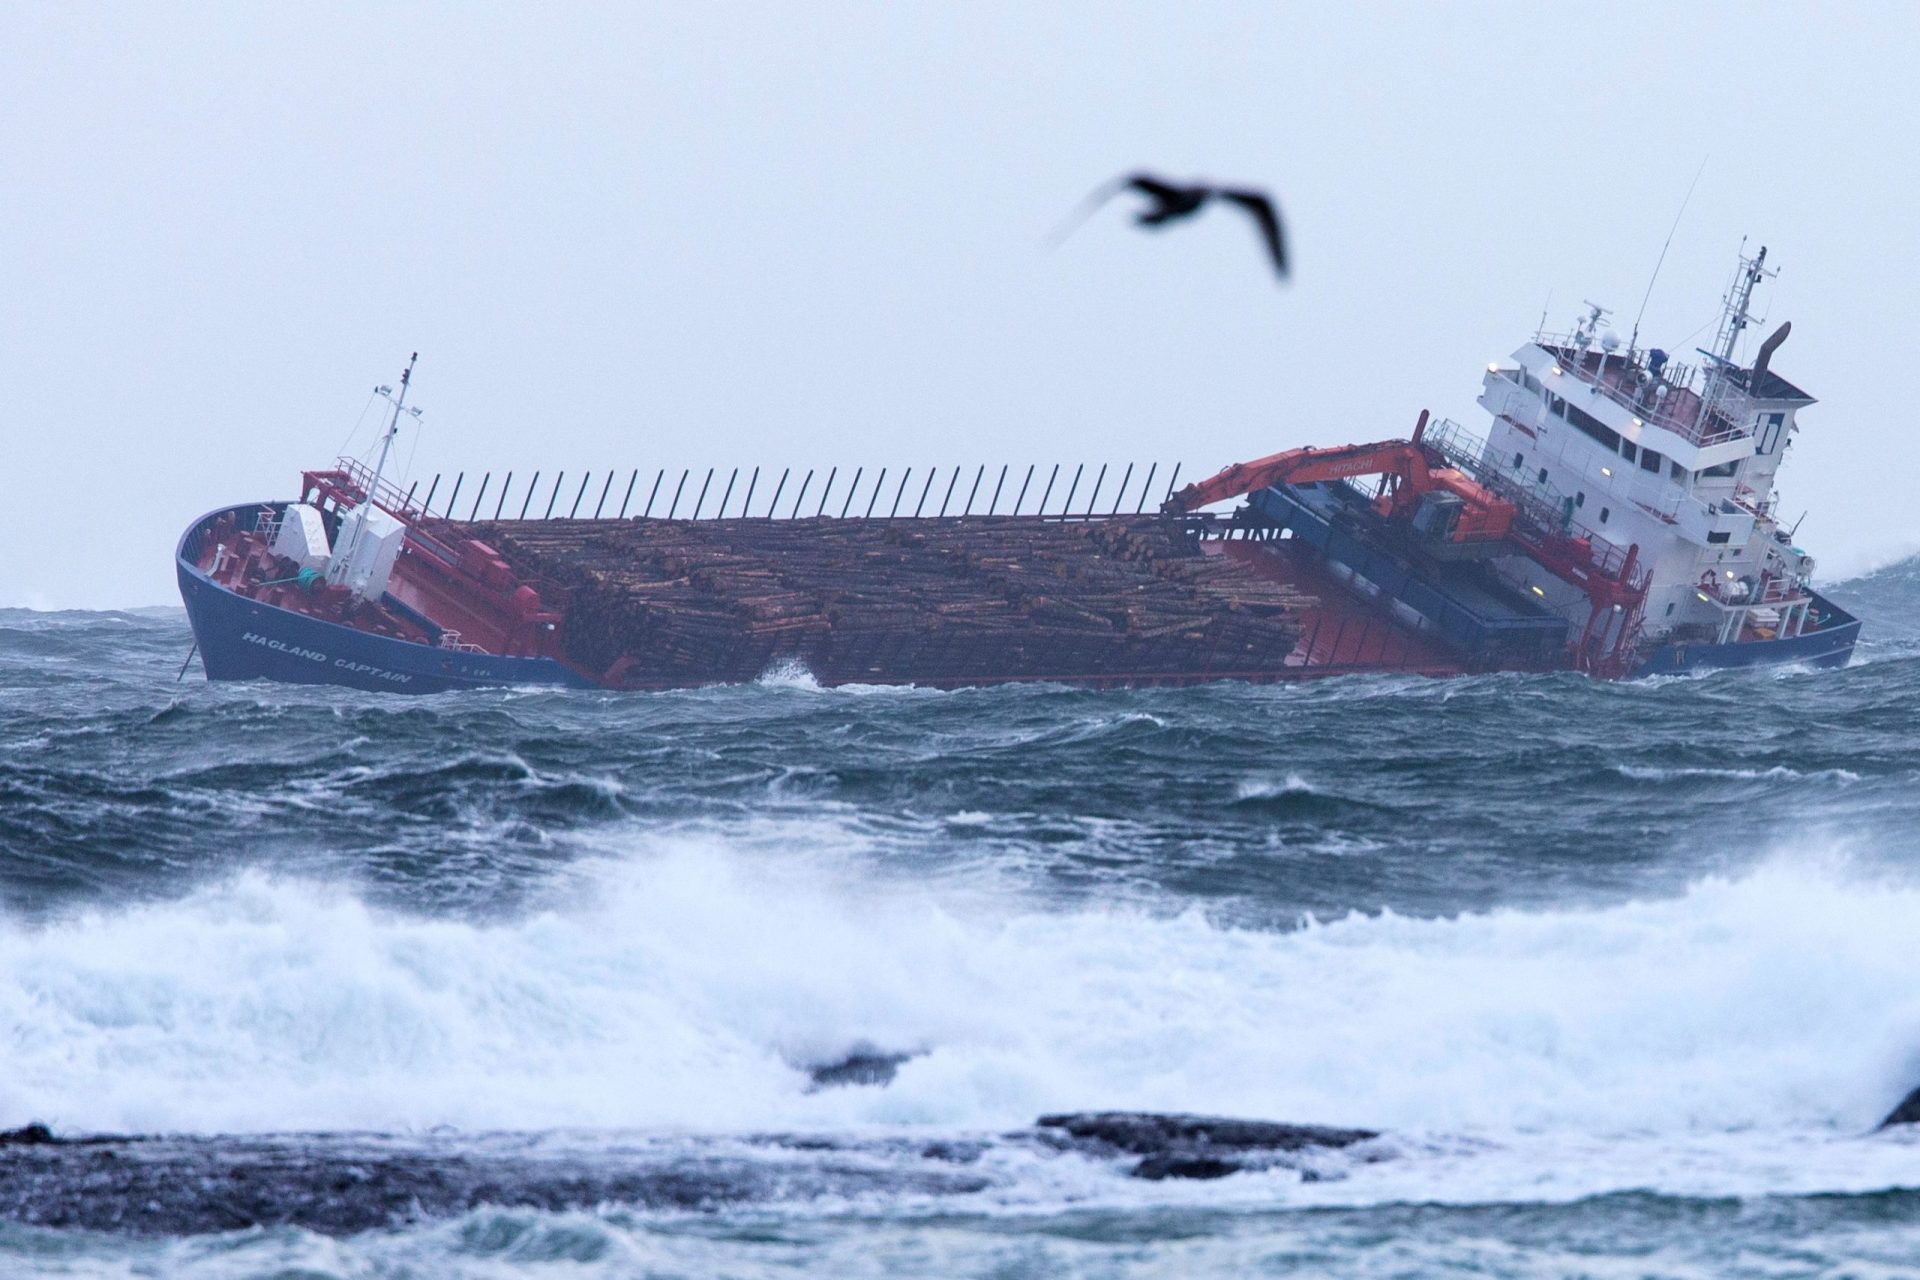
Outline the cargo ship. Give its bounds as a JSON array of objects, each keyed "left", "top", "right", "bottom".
[{"left": 176, "top": 246, "right": 1858, "bottom": 694}]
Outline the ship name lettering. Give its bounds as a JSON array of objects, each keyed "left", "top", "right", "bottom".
[
  {"left": 241, "top": 631, "right": 327, "bottom": 663},
  {"left": 332, "top": 657, "right": 413, "bottom": 684}
]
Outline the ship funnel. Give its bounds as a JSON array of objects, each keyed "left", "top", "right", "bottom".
[{"left": 1751, "top": 321, "right": 1791, "bottom": 390}]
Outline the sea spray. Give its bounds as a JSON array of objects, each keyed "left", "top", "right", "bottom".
[{"left": 2, "top": 849, "right": 1916, "bottom": 1141}]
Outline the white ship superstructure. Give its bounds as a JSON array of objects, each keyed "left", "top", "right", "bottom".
[{"left": 1474, "top": 246, "right": 1821, "bottom": 651}]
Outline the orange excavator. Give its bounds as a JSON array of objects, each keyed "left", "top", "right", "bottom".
[
  {"left": 1162, "top": 410, "right": 1516, "bottom": 545},
  {"left": 1163, "top": 410, "right": 1651, "bottom": 673}
]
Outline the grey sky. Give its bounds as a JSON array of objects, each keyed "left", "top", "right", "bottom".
[{"left": 6, "top": 2, "right": 1917, "bottom": 608}]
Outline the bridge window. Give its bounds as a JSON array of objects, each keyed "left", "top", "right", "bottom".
[
  {"left": 1707, "top": 531, "right": 1732, "bottom": 544},
  {"left": 1757, "top": 412, "right": 1785, "bottom": 454},
  {"left": 1538, "top": 467, "right": 1549, "bottom": 484},
  {"left": 1599, "top": 507, "right": 1611, "bottom": 524},
  {"left": 1699, "top": 459, "right": 1738, "bottom": 480},
  {"left": 1513, "top": 452, "right": 1524, "bottom": 470},
  {"left": 1574, "top": 491, "right": 1586, "bottom": 508},
  {"left": 1669, "top": 460, "right": 1688, "bottom": 483},
  {"left": 1640, "top": 447, "right": 1663, "bottom": 474},
  {"left": 1620, "top": 441, "right": 1638, "bottom": 464}
]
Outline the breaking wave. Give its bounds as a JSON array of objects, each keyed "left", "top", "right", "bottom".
[{"left": 2, "top": 841, "right": 1915, "bottom": 1144}]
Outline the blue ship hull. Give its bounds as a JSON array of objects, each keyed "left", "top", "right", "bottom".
[
  {"left": 177, "top": 505, "right": 593, "bottom": 695},
  {"left": 1247, "top": 482, "right": 1860, "bottom": 678},
  {"left": 1633, "top": 593, "right": 1861, "bottom": 676}
]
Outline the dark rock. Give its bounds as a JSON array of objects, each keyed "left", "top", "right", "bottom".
[
  {"left": 804, "top": 1049, "right": 918, "bottom": 1090},
  {"left": 0, "top": 1125, "right": 54, "bottom": 1147},
  {"left": 0, "top": 1132, "right": 991, "bottom": 1236},
  {"left": 1035, "top": 1111, "right": 1380, "bottom": 1181},
  {"left": 1132, "top": 1153, "right": 1239, "bottom": 1181},
  {"left": 1880, "top": 1086, "right": 1920, "bottom": 1129},
  {"left": 918, "top": 1140, "right": 988, "bottom": 1164},
  {"left": 1036, "top": 1112, "right": 1376, "bottom": 1155}
]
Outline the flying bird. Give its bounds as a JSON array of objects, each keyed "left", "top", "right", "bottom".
[{"left": 1048, "top": 172, "right": 1290, "bottom": 281}]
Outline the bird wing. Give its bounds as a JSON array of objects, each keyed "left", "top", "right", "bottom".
[
  {"left": 1044, "top": 171, "right": 1176, "bottom": 249},
  {"left": 1123, "top": 172, "right": 1190, "bottom": 203},
  {"left": 1219, "top": 189, "right": 1289, "bottom": 279}
]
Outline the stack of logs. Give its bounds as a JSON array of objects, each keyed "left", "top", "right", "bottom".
[{"left": 466, "top": 515, "right": 1316, "bottom": 688}]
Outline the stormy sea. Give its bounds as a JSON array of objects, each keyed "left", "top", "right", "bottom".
[{"left": 3, "top": 559, "right": 1920, "bottom": 1278}]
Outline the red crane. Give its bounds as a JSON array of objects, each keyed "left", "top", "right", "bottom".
[
  {"left": 1164, "top": 411, "right": 1650, "bottom": 673},
  {"left": 1162, "top": 411, "right": 1516, "bottom": 544}
]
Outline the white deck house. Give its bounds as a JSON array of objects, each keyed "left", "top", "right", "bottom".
[{"left": 1471, "top": 247, "right": 1819, "bottom": 648}]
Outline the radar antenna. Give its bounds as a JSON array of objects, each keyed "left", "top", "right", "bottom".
[{"left": 1572, "top": 301, "right": 1611, "bottom": 350}]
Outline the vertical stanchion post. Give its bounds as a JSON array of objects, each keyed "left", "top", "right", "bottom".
[
  {"left": 593, "top": 470, "right": 615, "bottom": 518},
  {"left": 1013, "top": 464, "right": 1035, "bottom": 515},
  {"left": 568, "top": 472, "right": 591, "bottom": 519},
  {"left": 495, "top": 472, "right": 514, "bottom": 519},
  {"left": 988, "top": 464, "right": 1008, "bottom": 515},
  {"left": 1061, "top": 464, "right": 1084, "bottom": 519},
  {"left": 543, "top": 471, "right": 565, "bottom": 519},
  {"left": 404, "top": 480, "right": 419, "bottom": 511},
  {"left": 640, "top": 468, "right": 664, "bottom": 518},
  {"left": 938, "top": 467, "right": 961, "bottom": 517},
  {"left": 864, "top": 467, "right": 887, "bottom": 519},
  {"left": 422, "top": 474, "right": 441, "bottom": 515},
  {"left": 1084, "top": 463, "right": 1107, "bottom": 517},
  {"left": 791, "top": 469, "right": 814, "bottom": 518},
  {"left": 766, "top": 468, "right": 789, "bottom": 518},
  {"left": 889, "top": 467, "right": 913, "bottom": 518},
  {"left": 691, "top": 468, "right": 715, "bottom": 519},
  {"left": 741, "top": 466, "right": 760, "bottom": 518},
  {"left": 1111, "top": 462, "right": 1134, "bottom": 515},
  {"left": 616, "top": 469, "right": 638, "bottom": 519},
  {"left": 519, "top": 471, "right": 540, "bottom": 519},
  {"left": 1135, "top": 463, "right": 1157, "bottom": 513},
  {"left": 444, "top": 473, "right": 465, "bottom": 519},
  {"left": 961, "top": 465, "right": 984, "bottom": 516},
  {"left": 666, "top": 469, "right": 689, "bottom": 518},
  {"left": 716, "top": 467, "right": 738, "bottom": 518},
  {"left": 816, "top": 467, "right": 837, "bottom": 517},
  {"left": 1164, "top": 463, "right": 1182, "bottom": 502},
  {"left": 469, "top": 473, "right": 491, "bottom": 520},
  {"left": 914, "top": 467, "right": 937, "bottom": 517},
  {"left": 1037, "top": 463, "right": 1060, "bottom": 516},
  {"left": 840, "top": 467, "right": 863, "bottom": 518}
]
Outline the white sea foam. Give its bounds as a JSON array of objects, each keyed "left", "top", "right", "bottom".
[
  {"left": 754, "top": 658, "right": 824, "bottom": 691},
  {"left": 1235, "top": 773, "right": 1320, "bottom": 799},
  {"left": 1, "top": 846, "right": 1916, "bottom": 1186},
  {"left": 1614, "top": 763, "right": 1864, "bottom": 784}
]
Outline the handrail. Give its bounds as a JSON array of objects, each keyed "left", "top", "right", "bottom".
[{"left": 1529, "top": 343, "right": 1752, "bottom": 449}]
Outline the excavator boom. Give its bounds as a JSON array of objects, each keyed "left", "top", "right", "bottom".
[{"left": 1162, "top": 413, "right": 1516, "bottom": 545}]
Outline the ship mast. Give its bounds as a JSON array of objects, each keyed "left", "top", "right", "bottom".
[
  {"left": 1712, "top": 245, "right": 1775, "bottom": 365},
  {"left": 366, "top": 352, "right": 419, "bottom": 514},
  {"left": 329, "top": 353, "right": 421, "bottom": 588}
]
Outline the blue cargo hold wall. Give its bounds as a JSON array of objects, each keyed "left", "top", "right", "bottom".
[{"left": 1246, "top": 485, "right": 1567, "bottom": 664}]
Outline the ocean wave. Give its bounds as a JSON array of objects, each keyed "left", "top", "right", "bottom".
[{"left": 0, "top": 848, "right": 1914, "bottom": 1148}]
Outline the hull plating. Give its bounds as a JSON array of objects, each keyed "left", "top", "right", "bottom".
[
  {"left": 1634, "top": 594, "right": 1861, "bottom": 676},
  {"left": 176, "top": 507, "right": 590, "bottom": 695}
]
